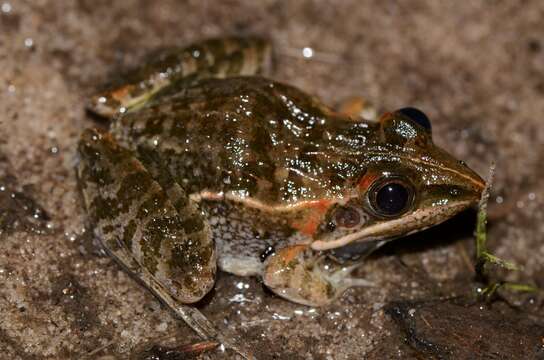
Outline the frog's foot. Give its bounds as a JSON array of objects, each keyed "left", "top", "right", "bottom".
[
  {"left": 336, "top": 96, "right": 377, "bottom": 121},
  {"left": 263, "top": 245, "right": 372, "bottom": 307},
  {"left": 88, "top": 37, "right": 272, "bottom": 118}
]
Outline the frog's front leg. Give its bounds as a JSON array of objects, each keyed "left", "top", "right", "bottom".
[{"left": 263, "top": 245, "right": 372, "bottom": 306}]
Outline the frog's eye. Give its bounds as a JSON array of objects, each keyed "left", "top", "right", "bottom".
[
  {"left": 334, "top": 206, "right": 361, "bottom": 228},
  {"left": 369, "top": 178, "right": 414, "bottom": 217},
  {"left": 396, "top": 107, "right": 432, "bottom": 133}
]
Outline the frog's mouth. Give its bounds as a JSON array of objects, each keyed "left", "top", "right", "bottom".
[{"left": 310, "top": 199, "right": 473, "bottom": 251}]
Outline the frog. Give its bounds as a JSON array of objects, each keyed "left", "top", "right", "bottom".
[{"left": 77, "top": 36, "right": 484, "bottom": 354}]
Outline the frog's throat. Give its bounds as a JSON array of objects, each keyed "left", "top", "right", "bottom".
[{"left": 310, "top": 200, "right": 473, "bottom": 251}]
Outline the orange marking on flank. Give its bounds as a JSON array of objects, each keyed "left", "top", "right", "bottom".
[
  {"left": 291, "top": 199, "right": 333, "bottom": 236},
  {"left": 299, "top": 218, "right": 319, "bottom": 236},
  {"left": 279, "top": 245, "right": 307, "bottom": 263}
]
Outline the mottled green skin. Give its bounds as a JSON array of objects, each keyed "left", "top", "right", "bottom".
[
  {"left": 113, "top": 76, "right": 377, "bottom": 204},
  {"left": 78, "top": 37, "right": 485, "bottom": 308}
]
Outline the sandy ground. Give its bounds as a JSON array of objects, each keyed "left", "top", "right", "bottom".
[{"left": 1, "top": 1, "right": 544, "bottom": 359}]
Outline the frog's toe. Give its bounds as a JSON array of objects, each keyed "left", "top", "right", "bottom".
[{"left": 333, "top": 275, "right": 374, "bottom": 288}]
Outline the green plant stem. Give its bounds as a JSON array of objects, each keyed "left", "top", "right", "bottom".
[{"left": 473, "top": 162, "right": 538, "bottom": 299}]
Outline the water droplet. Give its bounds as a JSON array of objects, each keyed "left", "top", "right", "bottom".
[
  {"left": 1, "top": 2, "right": 11, "bottom": 13},
  {"left": 302, "top": 47, "right": 314, "bottom": 58},
  {"left": 235, "top": 281, "right": 248, "bottom": 290},
  {"left": 24, "top": 38, "right": 34, "bottom": 48}
]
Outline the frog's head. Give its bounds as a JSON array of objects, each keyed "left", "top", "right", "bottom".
[{"left": 310, "top": 108, "right": 485, "bottom": 258}]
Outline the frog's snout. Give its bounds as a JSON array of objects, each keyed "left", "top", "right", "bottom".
[
  {"left": 435, "top": 160, "right": 485, "bottom": 209},
  {"left": 424, "top": 143, "right": 486, "bottom": 205},
  {"left": 452, "top": 161, "right": 485, "bottom": 199},
  {"left": 469, "top": 170, "right": 486, "bottom": 196}
]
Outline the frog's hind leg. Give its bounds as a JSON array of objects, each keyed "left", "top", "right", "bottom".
[
  {"left": 89, "top": 37, "right": 273, "bottom": 118},
  {"left": 77, "top": 128, "right": 218, "bottom": 329}
]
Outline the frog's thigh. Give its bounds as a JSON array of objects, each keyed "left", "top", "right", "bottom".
[
  {"left": 77, "top": 128, "right": 216, "bottom": 303},
  {"left": 263, "top": 245, "right": 372, "bottom": 307},
  {"left": 336, "top": 96, "right": 377, "bottom": 121}
]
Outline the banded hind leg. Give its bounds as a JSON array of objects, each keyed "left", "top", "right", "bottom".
[
  {"left": 89, "top": 36, "right": 273, "bottom": 118},
  {"left": 77, "top": 128, "right": 216, "bottom": 302},
  {"left": 77, "top": 129, "right": 232, "bottom": 350}
]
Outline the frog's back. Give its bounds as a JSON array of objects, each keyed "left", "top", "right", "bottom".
[{"left": 112, "top": 76, "right": 376, "bottom": 206}]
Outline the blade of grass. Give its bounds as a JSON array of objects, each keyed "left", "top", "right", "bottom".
[
  {"left": 475, "top": 162, "right": 494, "bottom": 260},
  {"left": 473, "top": 162, "right": 539, "bottom": 300}
]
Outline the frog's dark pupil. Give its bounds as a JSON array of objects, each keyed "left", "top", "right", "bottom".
[
  {"left": 375, "top": 182, "right": 409, "bottom": 216},
  {"left": 397, "top": 107, "right": 431, "bottom": 132},
  {"left": 335, "top": 207, "right": 360, "bottom": 228}
]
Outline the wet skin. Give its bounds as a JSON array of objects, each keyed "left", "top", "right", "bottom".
[{"left": 77, "top": 37, "right": 485, "bottom": 312}]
